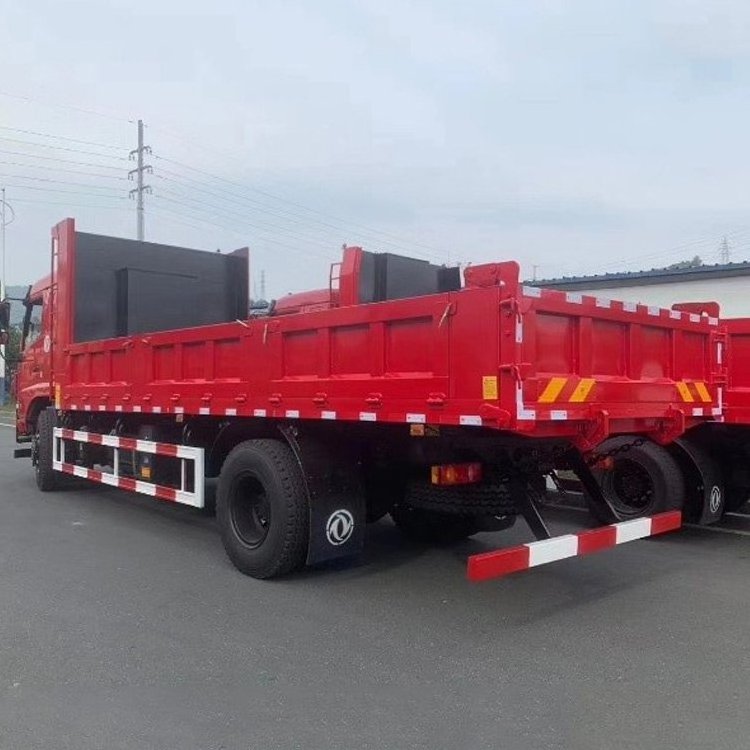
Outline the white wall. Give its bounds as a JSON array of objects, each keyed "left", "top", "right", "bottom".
[{"left": 570, "top": 275, "right": 750, "bottom": 318}]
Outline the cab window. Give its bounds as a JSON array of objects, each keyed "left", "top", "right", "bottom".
[{"left": 22, "top": 299, "right": 43, "bottom": 350}]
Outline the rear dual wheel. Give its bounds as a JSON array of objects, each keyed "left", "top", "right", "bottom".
[{"left": 586, "top": 438, "right": 684, "bottom": 523}]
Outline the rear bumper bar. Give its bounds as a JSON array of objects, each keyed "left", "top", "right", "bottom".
[{"left": 467, "top": 511, "right": 682, "bottom": 582}]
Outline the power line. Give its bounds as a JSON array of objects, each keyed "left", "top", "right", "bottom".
[
  {"left": 150, "top": 201, "right": 321, "bottom": 259},
  {"left": 0, "top": 160, "right": 128, "bottom": 181},
  {"left": 154, "top": 155, "right": 448, "bottom": 260},
  {"left": 0, "top": 90, "right": 134, "bottom": 123},
  {"left": 0, "top": 125, "right": 124, "bottom": 151},
  {"left": 8, "top": 197, "right": 132, "bottom": 211},
  {"left": 150, "top": 197, "right": 339, "bottom": 261},
  {"left": 149, "top": 127, "right": 450, "bottom": 257},
  {"left": 0, "top": 173, "right": 125, "bottom": 192},
  {"left": 154, "top": 185, "right": 345, "bottom": 250},
  {"left": 592, "top": 228, "right": 750, "bottom": 273},
  {"left": 152, "top": 191, "right": 342, "bottom": 256},
  {"left": 0, "top": 135, "right": 127, "bottom": 161},
  {"left": 154, "top": 168, "right": 436, "bottom": 259},
  {"left": 0, "top": 148, "right": 126, "bottom": 171},
  {"left": 2, "top": 184, "right": 129, "bottom": 199}
]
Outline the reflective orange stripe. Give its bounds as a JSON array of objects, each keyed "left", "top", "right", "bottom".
[
  {"left": 538, "top": 377, "right": 568, "bottom": 404},
  {"left": 694, "top": 381, "right": 711, "bottom": 403},
  {"left": 569, "top": 378, "right": 595, "bottom": 402},
  {"left": 676, "top": 382, "right": 694, "bottom": 402}
]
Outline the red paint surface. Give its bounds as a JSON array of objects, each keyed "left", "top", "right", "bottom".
[
  {"left": 649, "top": 510, "right": 682, "bottom": 535},
  {"left": 467, "top": 546, "right": 531, "bottom": 582},
  {"left": 577, "top": 525, "right": 617, "bottom": 555}
]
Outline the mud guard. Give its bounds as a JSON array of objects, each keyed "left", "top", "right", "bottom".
[
  {"left": 670, "top": 437, "right": 724, "bottom": 524},
  {"left": 279, "top": 426, "right": 366, "bottom": 566}
]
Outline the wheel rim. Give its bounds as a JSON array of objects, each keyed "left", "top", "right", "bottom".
[
  {"left": 229, "top": 473, "right": 271, "bottom": 548},
  {"left": 605, "top": 458, "right": 655, "bottom": 516}
]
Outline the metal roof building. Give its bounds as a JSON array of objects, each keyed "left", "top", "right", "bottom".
[{"left": 532, "top": 262, "right": 750, "bottom": 318}]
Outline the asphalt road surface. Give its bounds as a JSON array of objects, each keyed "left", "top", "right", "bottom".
[{"left": 1, "top": 425, "right": 748, "bottom": 750}]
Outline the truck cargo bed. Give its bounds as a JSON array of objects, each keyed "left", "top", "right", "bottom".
[{"left": 50, "top": 220, "right": 721, "bottom": 449}]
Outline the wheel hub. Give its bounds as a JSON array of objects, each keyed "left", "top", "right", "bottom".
[{"left": 229, "top": 474, "right": 271, "bottom": 549}]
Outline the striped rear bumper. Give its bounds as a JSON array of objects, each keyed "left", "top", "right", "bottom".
[{"left": 467, "top": 511, "right": 682, "bottom": 582}]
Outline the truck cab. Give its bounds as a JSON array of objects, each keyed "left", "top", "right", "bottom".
[{"left": 14, "top": 277, "right": 53, "bottom": 440}]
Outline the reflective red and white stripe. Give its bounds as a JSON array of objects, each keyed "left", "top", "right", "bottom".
[
  {"left": 467, "top": 511, "right": 682, "bottom": 582},
  {"left": 57, "top": 428, "right": 196, "bottom": 458},
  {"left": 52, "top": 427, "right": 204, "bottom": 509},
  {"left": 54, "top": 462, "right": 201, "bottom": 505}
]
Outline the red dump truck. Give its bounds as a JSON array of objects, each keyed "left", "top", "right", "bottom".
[{"left": 1, "top": 218, "right": 732, "bottom": 580}]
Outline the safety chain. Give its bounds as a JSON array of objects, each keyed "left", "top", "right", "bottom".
[{"left": 584, "top": 436, "right": 646, "bottom": 467}]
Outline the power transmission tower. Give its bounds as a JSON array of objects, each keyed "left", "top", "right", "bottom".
[
  {"left": 128, "top": 119, "right": 152, "bottom": 241},
  {"left": 720, "top": 236, "right": 730, "bottom": 264}
]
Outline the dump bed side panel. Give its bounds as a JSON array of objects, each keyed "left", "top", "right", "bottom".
[{"left": 61, "top": 292, "right": 496, "bottom": 426}]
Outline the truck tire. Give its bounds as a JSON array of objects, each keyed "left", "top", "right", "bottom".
[
  {"left": 586, "top": 438, "right": 684, "bottom": 524},
  {"left": 34, "top": 409, "right": 59, "bottom": 492},
  {"left": 405, "top": 478, "right": 514, "bottom": 516},
  {"left": 390, "top": 504, "right": 479, "bottom": 545},
  {"left": 217, "top": 439, "right": 309, "bottom": 579}
]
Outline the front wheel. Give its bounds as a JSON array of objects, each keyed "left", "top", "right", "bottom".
[
  {"left": 34, "top": 409, "right": 59, "bottom": 492},
  {"left": 217, "top": 439, "right": 309, "bottom": 579}
]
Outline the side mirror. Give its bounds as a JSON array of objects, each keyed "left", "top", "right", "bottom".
[
  {"left": 0, "top": 300, "right": 9, "bottom": 331},
  {"left": 0, "top": 331, "right": 7, "bottom": 346}
]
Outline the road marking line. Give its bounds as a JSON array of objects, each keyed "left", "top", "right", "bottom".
[
  {"left": 684, "top": 524, "right": 750, "bottom": 538},
  {"left": 0, "top": 422, "right": 15, "bottom": 428}
]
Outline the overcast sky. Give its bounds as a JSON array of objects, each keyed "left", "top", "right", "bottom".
[{"left": 1, "top": 0, "right": 750, "bottom": 297}]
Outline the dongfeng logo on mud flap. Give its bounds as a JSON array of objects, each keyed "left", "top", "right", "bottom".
[
  {"left": 709, "top": 485, "right": 722, "bottom": 514},
  {"left": 326, "top": 509, "right": 354, "bottom": 545}
]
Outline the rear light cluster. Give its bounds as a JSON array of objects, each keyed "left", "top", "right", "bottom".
[{"left": 430, "top": 462, "right": 482, "bottom": 486}]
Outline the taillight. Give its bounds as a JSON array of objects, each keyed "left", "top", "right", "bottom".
[{"left": 430, "top": 462, "right": 482, "bottom": 486}]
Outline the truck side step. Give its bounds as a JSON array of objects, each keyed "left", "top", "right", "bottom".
[
  {"left": 13, "top": 447, "right": 32, "bottom": 458},
  {"left": 467, "top": 510, "right": 682, "bottom": 582}
]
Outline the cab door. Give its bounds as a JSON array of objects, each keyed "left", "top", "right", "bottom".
[{"left": 16, "top": 292, "right": 51, "bottom": 435}]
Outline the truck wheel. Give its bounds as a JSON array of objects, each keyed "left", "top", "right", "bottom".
[
  {"left": 217, "top": 439, "right": 309, "bottom": 579},
  {"left": 34, "top": 409, "right": 59, "bottom": 492},
  {"left": 390, "top": 504, "right": 479, "bottom": 545},
  {"left": 586, "top": 438, "right": 684, "bottom": 523}
]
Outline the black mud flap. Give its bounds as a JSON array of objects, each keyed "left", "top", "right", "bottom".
[
  {"left": 671, "top": 437, "right": 724, "bottom": 524},
  {"left": 280, "top": 427, "right": 366, "bottom": 566}
]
